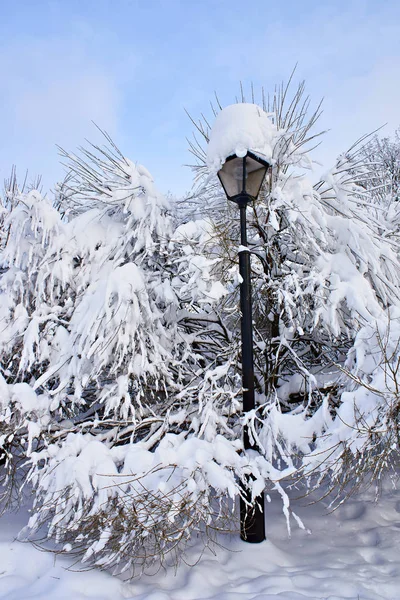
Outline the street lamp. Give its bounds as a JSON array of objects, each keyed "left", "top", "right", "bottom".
[
  {"left": 217, "top": 152, "right": 269, "bottom": 204},
  {"left": 217, "top": 151, "right": 270, "bottom": 544}
]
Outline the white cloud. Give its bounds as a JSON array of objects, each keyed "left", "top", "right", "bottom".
[
  {"left": 0, "top": 2, "right": 398, "bottom": 196},
  {"left": 0, "top": 36, "right": 121, "bottom": 190},
  {"left": 312, "top": 56, "right": 400, "bottom": 176},
  {"left": 201, "top": 2, "right": 400, "bottom": 174}
]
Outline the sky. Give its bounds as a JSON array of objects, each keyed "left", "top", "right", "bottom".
[{"left": 0, "top": 0, "right": 399, "bottom": 197}]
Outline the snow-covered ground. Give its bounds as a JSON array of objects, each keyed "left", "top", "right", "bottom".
[{"left": 1, "top": 482, "right": 400, "bottom": 600}]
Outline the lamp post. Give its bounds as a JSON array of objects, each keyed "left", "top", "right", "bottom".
[{"left": 217, "top": 151, "right": 270, "bottom": 544}]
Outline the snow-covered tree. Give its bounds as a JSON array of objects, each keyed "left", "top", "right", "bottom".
[
  {"left": 189, "top": 80, "right": 400, "bottom": 500},
  {"left": 354, "top": 128, "right": 400, "bottom": 245},
  {"left": 2, "top": 78, "right": 400, "bottom": 577},
  {"left": 361, "top": 128, "right": 400, "bottom": 206},
  {"left": 0, "top": 140, "right": 255, "bottom": 573}
]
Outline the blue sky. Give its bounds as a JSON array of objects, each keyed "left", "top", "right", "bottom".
[{"left": 1, "top": 0, "right": 399, "bottom": 196}]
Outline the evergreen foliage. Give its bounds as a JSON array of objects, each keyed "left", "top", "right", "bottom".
[{"left": 1, "top": 80, "right": 400, "bottom": 574}]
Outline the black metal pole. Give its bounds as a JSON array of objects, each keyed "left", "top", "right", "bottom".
[{"left": 238, "top": 198, "right": 266, "bottom": 544}]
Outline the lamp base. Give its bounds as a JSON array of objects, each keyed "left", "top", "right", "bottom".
[{"left": 240, "top": 482, "right": 266, "bottom": 543}]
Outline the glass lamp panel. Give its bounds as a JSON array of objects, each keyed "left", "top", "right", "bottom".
[
  {"left": 217, "top": 156, "right": 245, "bottom": 199},
  {"left": 245, "top": 156, "right": 268, "bottom": 198}
]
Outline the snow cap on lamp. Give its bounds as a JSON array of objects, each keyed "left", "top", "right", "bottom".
[{"left": 206, "top": 103, "right": 277, "bottom": 175}]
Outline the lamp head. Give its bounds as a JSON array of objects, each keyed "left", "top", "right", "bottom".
[{"left": 217, "top": 151, "right": 270, "bottom": 204}]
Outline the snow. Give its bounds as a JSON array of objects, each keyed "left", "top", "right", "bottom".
[
  {"left": 206, "top": 104, "right": 277, "bottom": 174},
  {"left": 2, "top": 109, "right": 400, "bottom": 599},
  {"left": 1, "top": 482, "right": 400, "bottom": 599}
]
